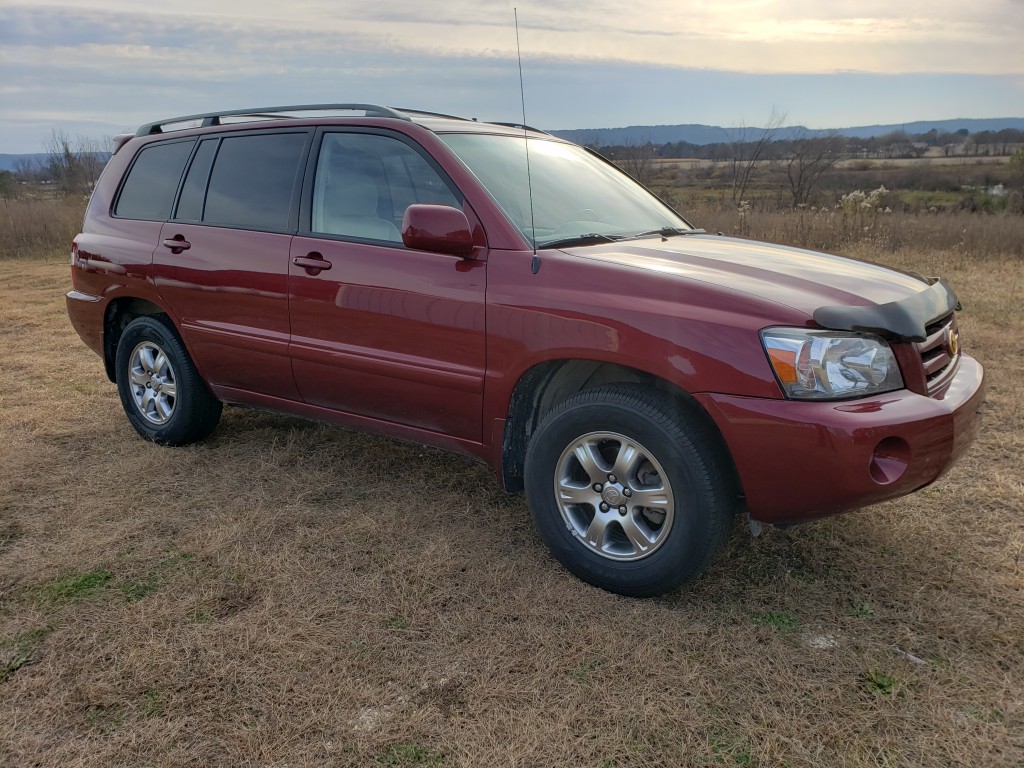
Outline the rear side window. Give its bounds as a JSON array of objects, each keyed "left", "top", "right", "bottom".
[
  {"left": 174, "top": 139, "right": 218, "bottom": 222},
  {"left": 203, "top": 133, "right": 306, "bottom": 230},
  {"left": 114, "top": 140, "right": 195, "bottom": 220}
]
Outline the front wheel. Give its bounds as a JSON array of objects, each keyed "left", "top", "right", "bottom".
[
  {"left": 115, "top": 315, "right": 222, "bottom": 445},
  {"left": 524, "top": 385, "right": 736, "bottom": 597}
]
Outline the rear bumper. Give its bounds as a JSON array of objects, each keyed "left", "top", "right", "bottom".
[
  {"left": 66, "top": 289, "right": 105, "bottom": 359},
  {"left": 696, "top": 355, "right": 985, "bottom": 524}
]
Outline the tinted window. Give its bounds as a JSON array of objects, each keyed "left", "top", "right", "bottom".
[
  {"left": 115, "top": 140, "right": 195, "bottom": 220},
  {"left": 204, "top": 133, "right": 306, "bottom": 230},
  {"left": 312, "top": 132, "right": 460, "bottom": 242},
  {"left": 174, "top": 139, "right": 218, "bottom": 221}
]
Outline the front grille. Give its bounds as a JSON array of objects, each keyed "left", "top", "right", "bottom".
[{"left": 916, "top": 313, "right": 960, "bottom": 395}]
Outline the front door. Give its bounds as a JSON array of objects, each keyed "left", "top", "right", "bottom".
[{"left": 288, "top": 130, "right": 487, "bottom": 441}]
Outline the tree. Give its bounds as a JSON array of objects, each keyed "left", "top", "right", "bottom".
[
  {"left": 724, "top": 108, "right": 785, "bottom": 204},
  {"left": 619, "top": 139, "right": 656, "bottom": 186},
  {"left": 12, "top": 155, "right": 43, "bottom": 183},
  {"left": 1009, "top": 147, "right": 1024, "bottom": 190},
  {"left": 0, "top": 170, "right": 17, "bottom": 200},
  {"left": 783, "top": 134, "right": 844, "bottom": 207},
  {"left": 42, "top": 129, "right": 108, "bottom": 197}
]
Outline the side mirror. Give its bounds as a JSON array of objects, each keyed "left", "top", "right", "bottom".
[{"left": 402, "top": 204, "right": 476, "bottom": 258}]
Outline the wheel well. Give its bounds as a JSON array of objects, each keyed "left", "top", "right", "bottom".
[
  {"left": 500, "top": 360, "right": 740, "bottom": 497},
  {"left": 102, "top": 298, "right": 167, "bottom": 382}
]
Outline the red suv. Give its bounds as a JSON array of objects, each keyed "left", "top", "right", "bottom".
[{"left": 67, "top": 104, "right": 985, "bottom": 596}]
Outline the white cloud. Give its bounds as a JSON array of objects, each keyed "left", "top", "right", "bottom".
[
  {"left": 4, "top": 0, "right": 1022, "bottom": 75},
  {"left": 1, "top": 0, "right": 1021, "bottom": 151}
]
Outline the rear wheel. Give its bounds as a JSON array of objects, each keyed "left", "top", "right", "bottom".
[
  {"left": 524, "top": 385, "right": 735, "bottom": 596},
  {"left": 115, "top": 315, "right": 221, "bottom": 445}
]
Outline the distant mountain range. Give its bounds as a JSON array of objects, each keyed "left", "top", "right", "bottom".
[
  {"left": 0, "top": 152, "right": 109, "bottom": 173},
  {"left": 3, "top": 118, "right": 1023, "bottom": 171},
  {"left": 0, "top": 153, "right": 48, "bottom": 173},
  {"left": 550, "top": 117, "right": 1024, "bottom": 147}
]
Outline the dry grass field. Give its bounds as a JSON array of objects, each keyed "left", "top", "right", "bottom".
[
  {"left": 0, "top": 198, "right": 86, "bottom": 259},
  {"left": 1, "top": 205, "right": 1022, "bottom": 766}
]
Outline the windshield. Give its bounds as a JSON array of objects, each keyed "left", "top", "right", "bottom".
[{"left": 438, "top": 133, "right": 693, "bottom": 248}]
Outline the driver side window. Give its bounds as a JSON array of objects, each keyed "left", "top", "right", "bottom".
[{"left": 312, "top": 133, "right": 461, "bottom": 243}]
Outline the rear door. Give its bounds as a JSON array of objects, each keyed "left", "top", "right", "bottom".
[
  {"left": 153, "top": 130, "right": 311, "bottom": 400},
  {"left": 288, "top": 129, "right": 487, "bottom": 441}
]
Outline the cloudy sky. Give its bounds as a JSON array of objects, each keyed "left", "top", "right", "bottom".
[{"left": 1, "top": 0, "right": 1022, "bottom": 153}]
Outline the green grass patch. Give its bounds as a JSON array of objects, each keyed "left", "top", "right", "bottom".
[
  {"left": 84, "top": 704, "right": 125, "bottom": 731},
  {"left": 1, "top": 626, "right": 54, "bottom": 683},
  {"left": 122, "top": 574, "right": 162, "bottom": 601},
  {"left": 378, "top": 744, "right": 446, "bottom": 767},
  {"left": 36, "top": 568, "right": 113, "bottom": 604},
  {"left": 750, "top": 610, "right": 799, "bottom": 633},
  {"left": 850, "top": 602, "right": 875, "bottom": 618},
  {"left": 967, "top": 707, "right": 1005, "bottom": 724},
  {"left": 143, "top": 686, "right": 168, "bottom": 717},
  {"left": 121, "top": 551, "right": 194, "bottom": 601},
  {"left": 709, "top": 731, "right": 754, "bottom": 766},
  {"left": 896, "top": 190, "right": 963, "bottom": 208},
  {"left": 568, "top": 654, "right": 605, "bottom": 683},
  {"left": 865, "top": 668, "right": 905, "bottom": 697}
]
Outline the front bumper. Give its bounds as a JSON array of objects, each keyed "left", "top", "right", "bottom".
[{"left": 695, "top": 355, "right": 985, "bottom": 524}]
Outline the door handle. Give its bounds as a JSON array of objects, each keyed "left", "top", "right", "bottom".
[
  {"left": 293, "top": 253, "right": 332, "bottom": 273},
  {"left": 161, "top": 235, "right": 191, "bottom": 253}
]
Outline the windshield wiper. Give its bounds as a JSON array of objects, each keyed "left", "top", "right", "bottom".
[
  {"left": 625, "top": 227, "right": 706, "bottom": 241},
  {"left": 540, "top": 233, "right": 622, "bottom": 250},
  {"left": 541, "top": 227, "right": 705, "bottom": 250}
]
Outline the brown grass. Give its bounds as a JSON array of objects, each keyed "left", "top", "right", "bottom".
[
  {"left": 1, "top": 222, "right": 1022, "bottom": 765},
  {"left": 668, "top": 199, "right": 1024, "bottom": 260},
  {"left": 0, "top": 197, "right": 86, "bottom": 259}
]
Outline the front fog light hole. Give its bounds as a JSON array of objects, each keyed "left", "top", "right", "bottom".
[{"left": 869, "top": 437, "right": 911, "bottom": 485}]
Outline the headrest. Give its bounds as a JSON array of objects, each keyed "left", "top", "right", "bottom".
[{"left": 331, "top": 174, "right": 378, "bottom": 216}]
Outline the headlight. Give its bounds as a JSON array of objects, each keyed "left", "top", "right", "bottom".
[{"left": 760, "top": 328, "right": 904, "bottom": 400}]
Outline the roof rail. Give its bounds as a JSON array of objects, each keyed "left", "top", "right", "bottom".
[
  {"left": 391, "top": 107, "right": 472, "bottom": 122},
  {"left": 135, "top": 103, "right": 412, "bottom": 136},
  {"left": 490, "top": 121, "right": 550, "bottom": 136}
]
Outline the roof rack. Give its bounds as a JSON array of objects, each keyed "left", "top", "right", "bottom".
[{"left": 135, "top": 103, "right": 412, "bottom": 136}]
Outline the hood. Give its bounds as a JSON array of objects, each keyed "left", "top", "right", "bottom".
[{"left": 562, "top": 234, "right": 953, "bottom": 340}]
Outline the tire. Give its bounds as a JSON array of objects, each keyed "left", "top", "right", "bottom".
[
  {"left": 115, "top": 315, "right": 222, "bottom": 446},
  {"left": 524, "top": 384, "right": 736, "bottom": 597}
]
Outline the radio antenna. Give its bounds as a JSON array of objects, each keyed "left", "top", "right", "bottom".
[{"left": 514, "top": 8, "right": 538, "bottom": 258}]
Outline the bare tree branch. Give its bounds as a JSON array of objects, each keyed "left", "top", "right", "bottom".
[
  {"left": 725, "top": 108, "right": 786, "bottom": 205},
  {"left": 783, "top": 132, "right": 844, "bottom": 207},
  {"left": 42, "top": 129, "right": 107, "bottom": 197},
  {"left": 619, "top": 138, "right": 656, "bottom": 186}
]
